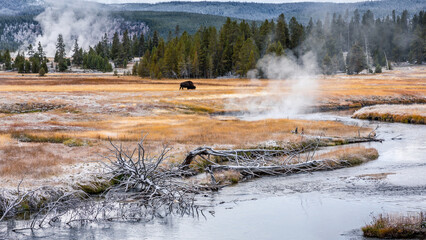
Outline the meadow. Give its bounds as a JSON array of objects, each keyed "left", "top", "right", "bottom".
[{"left": 0, "top": 65, "right": 425, "bottom": 188}]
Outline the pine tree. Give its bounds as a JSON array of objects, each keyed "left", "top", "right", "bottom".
[
  {"left": 39, "top": 67, "right": 46, "bottom": 77},
  {"left": 347, "top": 43, "right": 367, "bottom": 74},
  {"left": 30, "top": 57, "right": 40, "bottom": 73},
  {"left": 3, "top": 50, "right": 12, "bottom": 70},
  {"left": 14, "top": 52, "right": 25, "bottom": 73},
  {"left": 138, "top": 51, "right": 151, "bottom": 77},
  {"left": 122, "top": 30, "right": 131, "bottom": 60},
  {"left": 322, "top": 54, "right": 333, "bottom": 75},
  {"left": 266, "top": 42, "right": 284, "bottom": 56},
  {"left": 375, "top": 64, "right": 382, "bottom": 73},
  {"left": 54, "top": 34, "right": 66, "bottom": 62},
  {"left": 41, "top": 61, "right": 48, "bottom": 73},
  {"left": 236, "top": 38, "right": 259, "bottom": 77},
  {"left": 152, "top": 31, "right": 159, "bottom": 48},
  {"left": 111, "top": 32, "right": 121, "bottom": 63},
  {"left": 289, "top": 17, "right": 304, "bottom": 50},
  {"left": 72, "top": 39, "right": 82, "bottom": 66},
  {"left": 37, "top": 42, "right": 45, "bottom": 60},
  {"left": 132, "top": 34, "right": 139, "bottom": 57},
  {"left": 24, "top": 60, "right": 31, "bottom": 73},
  {"left": 27, "top": 44, "right": 34, "bottom": 58},
  {"left": 55, "top": 34, "right": 67, "bottom": 72},
  {"left": 132, "top": 62, "right": 139, "bottom": 75},
  {"left": 100, "top": 33, "right": 109, "bottom": 58},
  {"left": 275, "top": 13, "right": 290, "bottom": 49},
  {"left": 139, "top": 33, "right": 145, "bottom": 57}
]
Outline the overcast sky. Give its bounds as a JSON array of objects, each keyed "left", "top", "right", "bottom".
[{"left": 90, "top": 0, "right": 369, "bottom": 3}]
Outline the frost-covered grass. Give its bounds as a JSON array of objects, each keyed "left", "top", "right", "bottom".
[{"left": 353, "top": 104, "right": 426, "bottom": 124}]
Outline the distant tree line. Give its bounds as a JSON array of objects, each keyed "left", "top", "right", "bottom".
[
  {"left": 0, "top": 9, "right": 424, "bottom": 77},
  {"left": 0, "top": 42, "right": 48, "bottom": 75},
  {"left": 118, "top": 9, "right": 423, "bottom": 78}
]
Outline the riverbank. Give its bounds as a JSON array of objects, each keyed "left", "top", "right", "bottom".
[
  {"left": 0, "top": 135, "right": 380, "bottom": 221},
  {"left": 353, "top": 104, "right": 426, "bottom": 124}
]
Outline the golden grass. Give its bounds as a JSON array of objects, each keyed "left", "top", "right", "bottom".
[
  {"left": 0, "top": 66, "right": 423, "bottom": 183},
  {"left": 362, "top": 212, "right": 426, "bottom": 239},
  {"left": 0, "top": 145, "right": 75, "bottom": 178},
  {"left": 15, "top": 115, "right": 371, "bottom": 146}
]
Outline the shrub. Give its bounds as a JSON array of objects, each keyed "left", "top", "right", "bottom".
[
  {"left": 39, "top": 67, "right": 46, "bottom": 77},
  {"left": 375, "top": 64, "right": 382, "bottom": 73}
]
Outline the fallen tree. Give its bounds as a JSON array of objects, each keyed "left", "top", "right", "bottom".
[{"left": 181, "top": 136, "right": 381, "bottom": 181}]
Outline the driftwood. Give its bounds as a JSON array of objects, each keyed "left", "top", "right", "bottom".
[
  {"left": 208, "top": 159, "right": 337, "bottom": 175},
  {"left": 181, "top": 146, "right": 336, "bottom": 176},
  {"left": 181, "top": 136, "right": 382, "bottom": 178}
]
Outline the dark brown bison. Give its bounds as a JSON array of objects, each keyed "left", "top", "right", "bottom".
[{"left": 179, "top": 81, "right": 196, "bottom": 90}]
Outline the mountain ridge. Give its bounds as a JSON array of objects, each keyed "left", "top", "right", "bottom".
[
  {"left": 1, "top": 0, "right": 425, "bottom": 24},
  {"left": 106, "top": 0, "right": 426, "bottom": 23}
]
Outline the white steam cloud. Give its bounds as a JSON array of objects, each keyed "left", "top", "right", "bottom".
[
  {"left": 242, "top": 52, "right": 319, "bottom": 120},
  {"left": 34, "top": 0, "right": 113, "bottom": 57}
]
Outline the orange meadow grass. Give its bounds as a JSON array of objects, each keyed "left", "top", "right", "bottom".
[{"left": 14, "top": 115, "right": 371, "bottom": 146}]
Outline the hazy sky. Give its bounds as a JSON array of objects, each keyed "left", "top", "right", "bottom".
[{"left": 90, "top": 0, "right": 368, "bottom": 3}]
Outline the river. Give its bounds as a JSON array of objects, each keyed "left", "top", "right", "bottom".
[{"left": 2, "top": 112, "right": 425, "bottom": 240}]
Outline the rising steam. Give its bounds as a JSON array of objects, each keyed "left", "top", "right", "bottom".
[
  {"left": 34, "top": 0, "right": 113, "bottom": 57},
  {"left": 242, "top": 52, "right": 319, "bottom": 120}
]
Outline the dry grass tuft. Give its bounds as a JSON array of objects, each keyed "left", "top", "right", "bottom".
[
  {"left": 10, "top": 132, "right": 87, "bottom": 147},
  {"left": 214, "top": 170, "right": 243, "bottom": 184},
  {"left": 316, "top": 146, "right": 379, "bottom": 166},
  {"left": 362, "top": 212, "right": 426, "bottom": 239},
  {"left": 200, "top": 170, "right": 243, "bottom": 185}
]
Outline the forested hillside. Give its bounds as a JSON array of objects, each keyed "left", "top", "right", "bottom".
[
  {"left": 0, "top": 11, "right": 233, "bottom": 52},
  {"left": 111, "top": 11, "right": 235, "bottom": 37},
  {"left": 111, "top": 0, "right": 425, "bottom": 23}
]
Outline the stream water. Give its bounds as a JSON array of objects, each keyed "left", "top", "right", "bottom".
[{"left": 1, "top": 112, "right": 425, "bottom": 240}]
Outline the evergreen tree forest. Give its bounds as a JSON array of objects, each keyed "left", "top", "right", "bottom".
[
  {"left": 0, "top": 9, "right": 424, "bottom": 77},
  {"left": 124, "top": 9, "right": 426, "bottom": 78}
]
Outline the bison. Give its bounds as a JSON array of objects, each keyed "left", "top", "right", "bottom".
[{"left": 179, "top": 81, "right": 196, "bottom": 90}]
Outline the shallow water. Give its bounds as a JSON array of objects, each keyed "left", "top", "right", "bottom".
[{"left": 2, "top": 112, "right": 425, "bottom": 240}]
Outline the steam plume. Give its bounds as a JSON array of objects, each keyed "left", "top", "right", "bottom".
[
  {"left": 243, "top": 52, "right": 319, "bottom": 120},
  {"left": 34, "top": 0, "right": 113, "bottom": 57}
]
